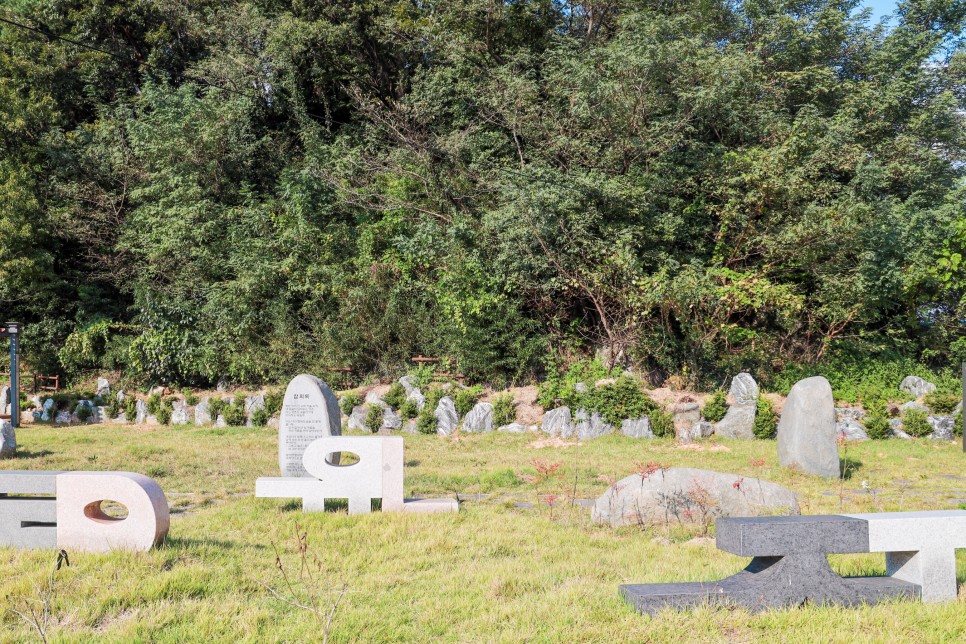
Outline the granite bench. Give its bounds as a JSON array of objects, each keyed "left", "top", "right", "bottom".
[{"left": 622, "top": 511, "right": 966, "bottom": 614}]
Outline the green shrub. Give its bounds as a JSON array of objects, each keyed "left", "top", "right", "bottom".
[
  {"left": 650, "top": 409, "right": 674, "bottom": 438},
  {"left": 424, "top": 387, "right": 446, "bottom": 413},
  {"left": 702, "top": 390, "right": 728, "bottom": 423},
  {"left": 923, "top": 392, "right": 960, "bottom": 415},
  {"left": 75, "top": 403, "right": 93, "bottom": 422},
  {"left": 124, "top": 396, "right": 138, "bottom": 421},
  {"left": 156, "top": 400, "right": 172, "bottom": 425},
  {"left": 580, "top": 376, "right": 656, "bottom": 425},
  {"left": 399, "top": 399, "right": 419, "bottom": 421},
  {"left": 753, "top": 397, "right": 778, "bottom": 439},
  {"left": 864, "top": 413, "right": 892, "bottom": 440},
  {"left": 264, "top": 389, "right": 283, "bottom": 416},
  {"left": 182, "top": 389, "right": 200, "bottom": 406},
  {"left": 955, "top": 411, "right": 963, "bottom": 437},
  {"left": 250, "top": 407, "right": 270, "bottom": 427},
  {"left": 902, "top": 409, "right": 931, "bottom": 438},
  {"left": 537, "top": 358, "right": 614, "bottom": 410},
  {"left": 416, "top": 410, "right": 437, "bottom": 434},
  {"left": 106, "top": 397, "right": 121, "bottom": 419},
  {"left": 383, "top": 383, "right": 407, "bottom": 409},
  {"left": 20, "top": 399, "right": 34, "bottom": 412},
  {"left": 365, "top": 405, "right": 383, "bottom": 433},
  {"left": 453, "top": 386, "right": 482, "bottom": 417},
  {"left": 146, "top": 392, "right": 162, "bottom": 415},
  {"left": 408, "top": 364, "right": 435, "bottom": 389},
  {"left": 492, "top": 393, "right": 516, "bottom": 427},
  {"left": 208, "top": 397, "right": 227, "bottom": 419},
  {"left": 339, "top": 393, "right": 361, "bottom": 417},
  {"left": 222, "top": 400, "right": 246, "bottom": 426}
]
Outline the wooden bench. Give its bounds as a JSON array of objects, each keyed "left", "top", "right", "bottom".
[{"left": 622, "top": 511, "right": 966, "bottom": 614}]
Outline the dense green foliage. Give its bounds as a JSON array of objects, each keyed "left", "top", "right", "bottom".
[
  {"left": 752, "top": 397, "right": 779, "bottom": 439},
  {"left": 701, "top": 391, "right": 729, "bottom": 423},
  {"left": 864, "top": 412, "right": 893, "bottom": 440},
  {"left": 2, "top": 1, "right": 966, "bottom": 387},
  {"left": 365, "top": 404, "right": 383, "bottom": 433},
  {"left": 383, "top": 383, "right": 407, "bottom": 410},
  {"left": 649, "top": 409, "right": 675, "bottom": 438},
  {"left": 453, "top": 387, "right": 482, "bottom": 417},
  {"left": 902, "top": 408, "right": 932, "bottom": 437},
  {"left": 579, "top": 376, "right": 657, "bottom": 425},
  {"left": 923, "top": 391, "right": 960, "bottom": 413},
  {"left": 492, "top": 393, "right": 516, "bottom": 427},
  {"left": 339, "top": 393, "right": 361, "bottom": 417}
]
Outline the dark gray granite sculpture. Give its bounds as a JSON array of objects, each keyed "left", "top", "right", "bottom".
[{"left": 621, "top": 515, "right": 920, "bottom": 614}]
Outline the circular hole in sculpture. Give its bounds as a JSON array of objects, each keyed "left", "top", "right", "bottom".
[
  {"left": 327, "top": 451, "right": 360, "bottom": 467},
  {"left": 83, "top": 499, "right": 129, "bottom": 522}
]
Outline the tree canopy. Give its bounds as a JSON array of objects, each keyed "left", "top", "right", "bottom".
[{"left": 1, "top": 0, "right": 965, "bottom": 387}]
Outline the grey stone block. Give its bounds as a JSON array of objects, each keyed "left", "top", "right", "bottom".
[
  {"left": 0, "top": 497, "right": 57, "bottom": 548},
  {"left": 0, "top": 471, "right": 61, "bottom": 495}
]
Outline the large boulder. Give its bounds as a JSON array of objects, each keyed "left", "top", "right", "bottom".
[
  {"left": 435, "top": 397, "right": 459, "bottom": 435},
  {"left": 55, "top": 410, "right": 72, "bottom": 424},
  {"left": 900, "top": 376, "right": 936, "bottom": 398},
  {"left": 462, "top": 402, "right": 494, "bottom": 433},
  {"left": 542, "top": 407, "right": 573, "bottom": 437},
  {"left": 591, "top": 467, "right": 798, "bottom": 527},
  {"left": 407, "top": 388, "right": 426, "bottom": 411},
  {"left": 245, "top": 395, "right": 266, "bottom": 426},
  {"left": 928, "top": 415, "right": 956, "bottom": 441},
  {"left": 890, "top": 417, "right": 911, "bottom": 439},
  {"left": 135, "top": 399, "right": 148, "bottom": 424},
  {"left": 399, "top": 375, "right": 418, "bottom": 395},
  {"left": 0, "top": 420, "right": 15, "bottom": 459},
  {"left": 680, "top": 421, "right": 715, "bottom": 442},
  {"left": 575, "top": 408, "right": 613, "bottom": 440},
  {"left": 620, "top": 417, "right": 653, "bottom": 439},
  {"left": 41, "top": 398, "right": 55, "bottom": 422},
  {"left": 96, "top": 377, "right": 111, "bottom": 397},
  {"left": 777, "top": 376, "right": 839, "bottom": 478}
]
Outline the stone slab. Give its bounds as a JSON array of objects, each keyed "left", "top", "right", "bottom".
[
  {"left": 278, "top": 374, "right": 342, "bottom": 477},
  {"left": 716, "top": 515, "right": 869, "bottom": 556},
  {"left": 0, "top": 497, "right": 57, "bottom": 548},
  {"left": 402, "top": 498, "right": 459, "bottom": 513},
  {"left": 0, "top": 471, "right": 61, "bottom": 495}
]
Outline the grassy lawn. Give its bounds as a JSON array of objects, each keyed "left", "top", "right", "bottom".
[{"left": 1, "top": 424, "right": 964, "bottom": 642}]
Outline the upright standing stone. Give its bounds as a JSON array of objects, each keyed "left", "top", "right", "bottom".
[
  {"left": 41, "top": 398, "right": 55, "bottom": 422},
  {"left": 194, "top": 398, "right": 212, "bottom": 425},
  {"left": 245, "top": 394, "right": 265, "bottom": 427},
  {"left": 542, "top": 407, "right": 573, "bottom": 437},
  {"left": 0, "top": 387, "right": 8, "bottom": 414},
  {"left": 899, "top": 376, "right": 936, "bottom": 399},
  {"left": 462, "top": 402, "right": 493, "bottom": 433},
  {"left": 778, "top": 376, "right": 839, "bottom": 478},
  {"left": 278, "top": 375, "right": 342, "bottom": 477},
  {"left": 135, "top": 399, "right": 148, "bottom": 424},
  {"left": 715, "top": 373, "right": 759, "bottom": 440},
  {"left": 96, "top": 378, "right": 110, "bottom": 397},
  {"left": 621, "top": 417, "right": 653, "bottom": 438},
  {"left": 435, "top": 397, "right": 459, "bottom": 435},
  {"left": 170, "top": 400, "right": 190, "bottom": 425},
  {"left": 0, "top": 421, "right": 15, "bottom": 458},
  {"left": 672, "top": 402, "right": 701, "bottom": 439}
]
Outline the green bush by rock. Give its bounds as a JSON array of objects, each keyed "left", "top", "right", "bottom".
[
  {"left": 923, "top": 392, "right": 959, "bottom": 415},
  {"left": 339, "top": 393, "right": 361, "bottom": 417},
  {"left": 453, "top": 386, "right": 481, "bottom": 417},
  {"left": 365, "top": 405, "right": 383, "bottom": 433},
  {"left": 492, "top": 393, "right": 516, "bottom": 427},
  {"left": 864, "top": 413, "right": 892, "bottom": 440},
  {"left": 902, "top": 409, "right": 931, "bottom": 438},
  {"left": 650, "top": 409, "right": 674, "bottom": 438},
  {"left": 753, "top": 397, "right": 778, "bottom": 439},
  {"left": 383, "top": 383, "right": 407, "bottom": 409},
  {"left": 400, "top": 399, "right": 419, "bottom": 421},
  {"left": 701, "top": 390, "right": 728, "bottom": 423},
  {"left": 416, "top": 410, "right": 437, "bottom": 434},
  {"left": 579, "top": 376, "right": 656, "bottom": 426}
]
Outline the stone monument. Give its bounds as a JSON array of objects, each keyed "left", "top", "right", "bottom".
[
  {"left": 278, "top": 374, "right": 342, "bottom": 477},
  {"left": 778, "top": 376, "right": 839, "bottom": 478}
]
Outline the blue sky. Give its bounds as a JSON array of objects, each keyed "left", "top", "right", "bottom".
[{"left": 863, "top": 0, "right": 899, "bottom": 23}]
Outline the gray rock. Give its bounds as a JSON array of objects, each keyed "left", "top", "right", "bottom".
[
  {"left": 54, "top": 410, "right": 72, "bottom": 424},
  {"left": 111, "top": 412, "right": 128, "bottom": 424},
  {"left": 402, "top": 419, "right": 418, "bottom": 434},
  {"left": 216, "top": 379, "right": 229, "bottom": 392},
  {"left": 399, "top": 375, "right": 418, "bottom": 395},
  {"left": 574, "top": 382, "right": 589, "bottom": 394},
  {"left": 32, "top": 411, "right": 42, "bottom": 421},
  {"left": 591, "top": 467, "right": 798, "bottom": 527},
  {"left": 350, "top": 402, "right": 401, "bottom": 432},
  {"left": 150, "top": 386, "right": 165, "bottom": 397},
  {"left": 928, "top": 415, "right": 956, "bottom": 441},
  {"left": 135, "top": 399, "right": 148, "bottom": 424},
  {"left": 171, "top": 400, "right": 190, "bottom": 425},
  {"left": 714, "top": 401, "right": 756, "bottom": 439},
  {"left": 0, "top": 386, "right": 8, "bottom": 413},
  {"left": 729, "top": 373, "right": 759, "bottom": 404},
  {"left": 407, "top": 388, "right": 426, "bottom": 411},
  {"left": 435, "top": 397, "right": 459, "bottom": 435},
  {"left": 0, "top": 420, "right": 15, "bottom": 458},
  {"left": 835, "top": 408, "right": 866, "bottom": 422},
  {"left": 889, "top": 417, "right": 911, "bottom": 439},
  {"left": 576, "top": 409, "right": 613, "bottom": 440},
  {"left": 498, "top": 422, "right": 529, "bottom": 433},
  {"left": 462, "top": 402, "right": 494, "bottom": 433},
  {"left": 901, "top": 401, "right": 929, "bottom": 413},
  {"left": 267, "top": 415, "right": 279, "bottom": 429},
  {"left": 621, "top": 417, "right": 653, "bottom": 439},
  {"left": 116, "top": 390, "right": 125, "bottom": 403},
  {"left": 777, "top": 376, "right": 839, "bottom": 479},
  {"left": 380, "top": 404, "right": 402, "bottom": 430},
  {"left": 899, "top": 376, "right": 936, "bottom": 398},
  {"left": 245, "top": 394, "right": 265, "bottom": 426},
  {"left": 215, "top": 414, "right": 227, "bottom": 428},
  {"left": 41, "top": 398, "right": 55, "bottom": 422},
  {"left": 195, "top": 399, "right": 212, "bottom": 425},
  {"left": 836, "top": 419, "right": 868, "bottom": 442},
  {"left": 348, "top": 405, "right": 369, "bottom": 432},
  {"left": 693, "top": 421, "right": 715, "bottom": 438},
  {"left": 542, "top": 407, "right": 573, "bottom": 437},
  {"left": 364, "top": 391, "right": 383, "bottom": 406},
  {"left": 96, "top": 377, "right": 110, "bottom": 397},
  {"left": 673, "top": 402, "right": 701, "bottom": 439}
]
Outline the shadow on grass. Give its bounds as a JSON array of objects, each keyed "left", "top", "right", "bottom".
[
  {"left": 12, "top": 449, "right": 54, "bottom": 459},
  {"left": 840, "top": 457, "right": 863, "bottom": 480},
  {"left": 163, "top": 536, "right": 268, "bottom": 551}
]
